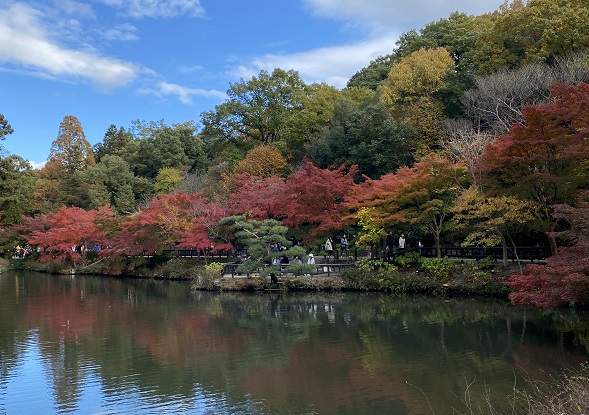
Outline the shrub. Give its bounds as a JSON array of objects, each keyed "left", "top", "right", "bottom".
[
  {"left": 152, "top": 258, "right": 198, "bottom": 279},
  {"left": 395, "top": 252, "right": 421, "bottom": 268},
  {"left": 281, "top": 276, "right": 344, "bottom": 291},
  {"left": 343, "top": 259, "right": 398, "bottom": 290},
  {"left": 515, "top": 362, "right": 589, "bottom": 415},
  {"left": 285, "top": 262, "right": 317, "bottom": 277},
  {"left": 192, "top": 263, "right": 224, "bottom": 290},
  {"left": 419, "top": 257, "right": 454, "bottom": 281}
]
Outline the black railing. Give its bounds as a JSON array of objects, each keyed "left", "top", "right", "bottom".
[
  {"left": 221, "top": 262, "right": 356, "bottom": 277},
  {"left": 162, "top": 248, "right": 248, "bottom": 259},
  {"left": 383, "top": 245, "right": 550, "bottom": 263}
]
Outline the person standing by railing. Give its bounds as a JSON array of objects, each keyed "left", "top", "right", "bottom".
[
  {"left": 340, "top": 235, "right": 349, "bottom": 259},
  {"left": 398, "top": 234, "right": 406, "bottom": 250}
]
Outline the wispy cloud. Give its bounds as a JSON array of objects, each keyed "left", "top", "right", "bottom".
[
  {"left": 97, "top": 0, "right": 206, "bottom": 19},
  {"left": 0, "top": 2, "right": 138, "bottom": 89},
  {"left": 103, "top": 23, "right": 140, "bottom": 42},
  {"left": 230, "top": 0, "right": 501, "bottom": 88},
  {"left": 139, "top": 81, "right": 226, "bottom": 104},
  {"left": 230, "top": 35, "right": 399, "bottom": 89}
]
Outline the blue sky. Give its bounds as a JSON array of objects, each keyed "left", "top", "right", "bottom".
[{"left": 1, "top": 0, "right": 502, "bottom": 168}]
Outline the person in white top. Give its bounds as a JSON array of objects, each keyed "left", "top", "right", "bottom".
[
  {"left": 398, "top": 234, "right": 406, "bottom": 249},
  {"left": 307, "top": 253, "right": 315, "bottom": 264},
  {"left": 325, "top": 238, "right": 333, "bottom": 256}
]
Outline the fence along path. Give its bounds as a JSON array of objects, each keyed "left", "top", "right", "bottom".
[{"left": 161, "top": 245, "right": 550, "bottom": 277}]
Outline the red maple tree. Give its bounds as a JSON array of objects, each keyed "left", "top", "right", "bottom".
[
  {"left": 505, "top": 191, "right": 589, "bottom": 308},
  {"left": 226, "top": 173, "right": 286, "bottom": 219},
  {"left": 107, "top": 191, "right": 231, "bottom": 257},
  {"left": 23, "top": 205, "right": 113, "bottom": 264},
  {"left": 281, "top": 159, "right": 358, "bottom": 239},
  {"left": 345, "top": 154, "right": 470, "bottom": 256},
  {"left": 476, "top": 82, "right": 589, "bottom": 254}
]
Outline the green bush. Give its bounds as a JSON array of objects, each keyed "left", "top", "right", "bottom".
[
  {"left": 343, "top": 259, "right": 398, "bottom": 290},
  {"left": 153, "top": 258, "right": 198, "bottom": 279},
  {"left": 192, "top": 263, "right": 225, "bottom": 290},
  {"left": 281, "top": 276, "right": 344, "bottom": 291},
  {"left": 418, "top": 257, "right": 455, "bottom": 281},
  {"left": 395, "top": 252, "right": 421, "bottom": 268},
  {"left": 285, "top": 262, "right": 317, "bottom": 276},
  {"left": 379, "top": 272, "right": 439, "bottom": 294}
]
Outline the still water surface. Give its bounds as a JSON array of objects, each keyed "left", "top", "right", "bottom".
[{"left": 0, "top": 271, "right": 588, "bottom": 415}]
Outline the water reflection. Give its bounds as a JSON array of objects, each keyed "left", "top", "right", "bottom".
[{"left": 0, "top": 271, "right": 588, "bottom": 415}]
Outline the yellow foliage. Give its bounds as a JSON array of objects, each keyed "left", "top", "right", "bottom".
[
  {"left": 232, "top": 145, "right": 286, "bottom": 179},
  {"left": 380, "top": 47, "right": 454, "bottom": 106}
]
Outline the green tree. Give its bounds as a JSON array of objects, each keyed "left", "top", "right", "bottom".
[
  {"left": 380, "top": 48, "right": 455, "bottom": 156},
  {"left": 280, "top": 82, "right": 342, "bottom": 163},
  {"left": 48, "top": 115, "right": 95, "bottom": 174},
  {"left": 93, "top": 124, "right": 134, "bottom": 162},
  {"left": 308, "top": 97, "right": 414, "bottom": 178},
  {"left": 154, "top": 167, "right": 183, "bottom": 196},
  {"left": 472, "top": 0, "right": 589, "bottom": 74},
  {"left": 83, "top": 155, "right": 149, "bottom": 214},
  {"left": 200, "top": 68, "right": 307, "bottom": 146},
  {"left": 129, "top": 120, "right": 189, "bottom": 178},
  {"left": 0, "top": 155, "right": 36, "bottom": 223},
  {"left": 220, "top": 214, "right": 304, "bottom": 277},
  {"left": 0, "top": 114, "right": 14, "bottom": 142},
  {"left": 347, "top": 54, "right": 397, "bottom": 90}
]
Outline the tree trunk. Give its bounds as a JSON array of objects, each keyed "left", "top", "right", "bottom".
[{"left": 434, "top": 231, "right": 441, "bottom": 258}]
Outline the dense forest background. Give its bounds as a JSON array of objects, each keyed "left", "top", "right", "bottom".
[{"left": 1, "top": 0, "right": 589, "bottom": 307}]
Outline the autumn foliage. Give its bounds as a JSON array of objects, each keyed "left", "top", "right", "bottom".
[
  {"left": 505, "top": 191, "right": 589, "bottom": 308},
  {"left": 281, "top": 159, "right": 358, "bottom": 238},
  {"left": 23, "top": 206, "right": 114, "bottom": 264}
]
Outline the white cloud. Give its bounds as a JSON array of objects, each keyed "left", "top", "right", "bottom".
[
  {"left": 30, "top": 160, "right": 47, "bottom": 170},
  {"left": 0, "top": 2, "right": 139, "bottom": 89},
  {"left": 140, "top": 81, "right": 226, "bottom": 104},
  {"left": 97, "top": 0, "right": 205, "bottom": 19},
  {"left": 230, "top": 35, "right": 399, "bottom": 89},
  {"left": 53, "top": 0, "right": 96, "bottom": 20},
  {"left": 231, "top": 0, "right": 502, "bottom": 89},
  {"left": 103, "top": 23, "right": 139, "bottom": 42},
  {"left": 303, "top": 0, "right": 502, "bottom": 31}
]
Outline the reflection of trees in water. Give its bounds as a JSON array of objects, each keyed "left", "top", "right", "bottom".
[{"left": 2, "top": 272, "right": 589, "bottom": 414}]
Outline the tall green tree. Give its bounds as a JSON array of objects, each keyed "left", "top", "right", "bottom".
[
  {"left": 473, "top": 0, "right": 589, "bottom": 74},
  {"left": 48, "top": 115, "right": 95, "bottom": 174},
  {"left": 200, "top": 68, "right": 307, "bottom": 146},
  {"left": 93, "top": 124, "right": 134, "bottom": 163},
  {"left": 128, "top": 120, "right": 206, "bottom": 178},
  {"left": 308, "top": 97, "right": 414, "bottom": 178},
  {"left": 83, "top": 155, "right": 149, "bottom": 214}
]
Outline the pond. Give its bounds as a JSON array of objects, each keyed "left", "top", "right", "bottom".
[{"left": 0, "top": 271, "right": 587, "bottom": 414}]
